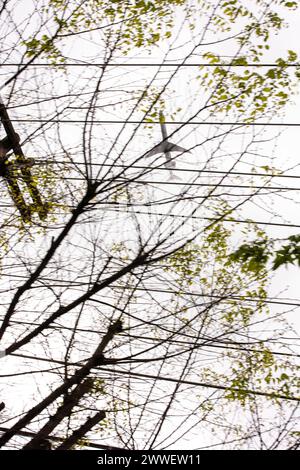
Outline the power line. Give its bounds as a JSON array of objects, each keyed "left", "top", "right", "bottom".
[
  {"left": 1, "top": 63, "right": 299, "bottom": 67},
  {"left": 0, "top": 269, "right": 299, "bottom": 307},
  {"left": 8, "top": 172, "right": 298, "bottom": 191},
  {"left": 101, "top": 208, "right": 300, "bottom": 229},
  {"left": 36, "top": 160, "right": 300, "bottom": 180},
  {"left": 102, "top": 180, "right": 298, "bottom": 190},
  {"left": 18, "top": 165, "right": 298, "bottom": 190},
  {"left": 3, "top": 164, "right": 299, "bottom": 191},
  {"left": 109, "top": 285, "right": 300, "bottom": 308},
  {"left": 98, "top": 366, "right": 300, "bottom": 402},
  {"left": 7, "top": 119, "right": 300, "bottom": 127},
  {"left": 3, "top": 162, "right": 299, "bottom": 191},
  {"left": 0, "top": 202, "right": 298, "bottom": 228},
  {"left": 7, "top": 352, "right": 300, "bottom": 403},
  {"left": 0, "top": 200, "right": 297, "bottom": 229},
  {"left": 4, "top": 318, "right": 299, "bottom": 359}
]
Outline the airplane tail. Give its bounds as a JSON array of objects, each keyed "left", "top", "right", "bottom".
[{"left": 168, "top": 172, "right": 181, "bottom": 181}]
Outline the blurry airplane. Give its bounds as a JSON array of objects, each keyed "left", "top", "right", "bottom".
[{"left": 144, "top": 111, "right": 191, "bottom": 179}]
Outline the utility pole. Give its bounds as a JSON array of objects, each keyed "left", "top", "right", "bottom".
[{"left": 0, "top": 95, "right": 48, "bottom": 222}]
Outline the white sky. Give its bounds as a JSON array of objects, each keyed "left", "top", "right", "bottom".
[{"left": 0, "top": 0, "right": 299, "bottom": 450}]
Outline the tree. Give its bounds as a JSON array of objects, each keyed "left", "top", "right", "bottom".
[
  {"left": 230, "top": 234, "right": 300, "bottom": 271},
  {"left": 0, "top": 0, "right": 299, "bottom": 450}
]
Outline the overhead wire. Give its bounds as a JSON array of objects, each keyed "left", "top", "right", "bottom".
[
  {"left": 0, "top": 269, "right": 300, "bottom": 308},
  {"left": 34, "top": 160, "right": 300, "bottom": 180},
  {"left": 5, "top": 351, "right": 300, "bottom": 403},
  {"left": 1, "top": 62, "right": 299, "bottom": 67},
  {"left": 6, "top": 119, "right": 300, "bottom": 126}
]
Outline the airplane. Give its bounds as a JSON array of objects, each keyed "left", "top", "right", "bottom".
[
  {"left": 144, "top": 111, "right": 191, "bottom": 178},
  {"left": 0, "top": 98, "right": 48, "bottom": 222}
]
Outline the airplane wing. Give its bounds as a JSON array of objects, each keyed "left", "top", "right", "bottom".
[
  {"left": 144, "top": 143, "right": 166, "bottom": 158},
  {"left": 145, "top": 141, "right": 191, "bottom": 158},
  {"left": 165, "top": 142, "right": 191, "bottom": 153}
]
